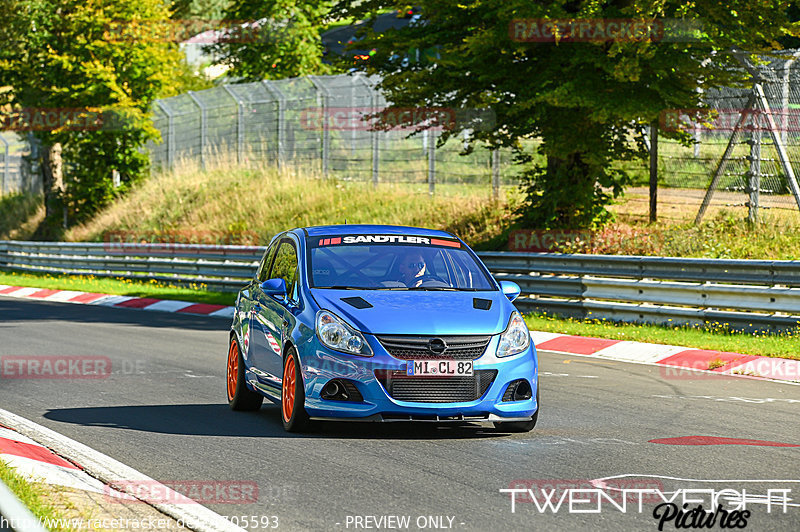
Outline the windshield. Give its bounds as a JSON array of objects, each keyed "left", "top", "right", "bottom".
[{"left": 307, "top": 234, "right": 495, "bottom": 291}]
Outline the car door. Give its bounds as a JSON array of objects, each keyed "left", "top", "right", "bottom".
[
  {"left": 251, "top": 238, "right": 300, "bottom": 381},
  {"left": 246, "top": 240, "right": 279, "bottom": 373}
]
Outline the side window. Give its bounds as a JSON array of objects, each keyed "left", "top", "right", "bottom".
[
  {"left": 257, "top": 241, "right": 279, "bottom": 282},
  {"left": 269, "top": 240, "right": 299, "bottom": 301}
]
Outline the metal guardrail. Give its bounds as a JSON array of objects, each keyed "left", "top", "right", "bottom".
[
  {"left": 481, "top": 252, "right": 800, "bottom": 331},
  {"left": 2, "top": 241, "right": 800, "bottom": 331},
  {"left": 0, "top": 477, "right": 48, "bottom": 532},
  {"left": 0, "top": 241, "right": 263, "bottom": 293}
]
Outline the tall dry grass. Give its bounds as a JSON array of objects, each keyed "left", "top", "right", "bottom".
[
  {"left": 0, "top": 193, "right": 43, "bottom": 240},
  {"left": 66, "top": 153, "right": 516, "bottom": 246}
]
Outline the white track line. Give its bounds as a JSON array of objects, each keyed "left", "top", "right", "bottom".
[{"left": 0, "top": 409, "right": 245, "bottom": 532}]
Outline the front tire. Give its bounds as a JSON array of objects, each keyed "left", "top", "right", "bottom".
[
  {"left": 494, "top": 387, "right": 539, "bottom": 433},
  {"left": 227, "top": 336, "right": 263, "bottom": 411},
  {"left": 281, "top": 347, "right": 310, "bottom": 432}
]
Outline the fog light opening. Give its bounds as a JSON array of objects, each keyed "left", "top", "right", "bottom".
[
  {"left": 503, "top": 379, "right": 532, "bottom": 402},
  {"left": 321, "top": 379, "right": 357, "bottom": 401},
  {"left": 513, "top": 380, "right": 532, "bottom": 401}
]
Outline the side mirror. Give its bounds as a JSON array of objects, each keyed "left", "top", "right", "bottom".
[
  {"left": 260, "top": 278, "right": 287, "bottom": 299},
  {"left": 499, "top": 280, "right": 521, "bottom": 302}
]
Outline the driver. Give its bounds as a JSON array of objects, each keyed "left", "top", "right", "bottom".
[{"left": 397, "top": 252, "right": 427, "bottom": 287}]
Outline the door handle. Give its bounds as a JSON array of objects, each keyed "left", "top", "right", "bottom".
[{"left": 282, "top": 319, "right": 289, "bottom": 328}]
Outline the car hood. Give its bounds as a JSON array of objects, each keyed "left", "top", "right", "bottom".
[{"left": 309, "top": 289, "right": 510, "bottom": 335}]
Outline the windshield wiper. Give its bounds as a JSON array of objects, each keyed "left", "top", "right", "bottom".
[
  {"left": 313, "top": 286, "right": 361, "bottom": 290},
  {"left": 406, "top": 286, "right": 458, "bottom": 291}
]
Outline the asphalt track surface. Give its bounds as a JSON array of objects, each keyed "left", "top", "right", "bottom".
[{"left": 1, "top": 296, "right": 799, "bottom": 531}]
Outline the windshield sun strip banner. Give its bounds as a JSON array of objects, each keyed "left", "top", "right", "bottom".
[{"left": 314, "top": 235, "right": 461, "bottom": 248}]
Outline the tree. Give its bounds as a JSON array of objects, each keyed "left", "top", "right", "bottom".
[
  {"left": 0, "top": 0, "right": 186, "bottom": 233},
  {"left": 335, "top": 1, "right": 794, "bottom": 229},
  {"left": 209, "top": 0, "right": 336, "bottom": 81},
  {"left": 171, "top": 0, "right": 231, "bottom": 21}
]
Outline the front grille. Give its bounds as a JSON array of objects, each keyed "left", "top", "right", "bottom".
[
  {"left": 376, "top": 335, "right": 491, "bottom": 361},
  {"left": 375, "top": 369, "right": 497, "bottom": 403}
]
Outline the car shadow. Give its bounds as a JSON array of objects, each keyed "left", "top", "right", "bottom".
[{"left": 43, "top": 403, "right": 509, "bottom": 440}]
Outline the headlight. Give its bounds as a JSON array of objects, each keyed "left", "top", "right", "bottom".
[
  {"left": 315, "top": 310, "right": 373, "bottom": 357},
  {"left": 496, "top": 311, "right": 530, "bottom": 358}
]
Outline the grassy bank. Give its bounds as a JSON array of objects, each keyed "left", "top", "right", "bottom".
[
  {"left": 66, "top": 158, "right": 516, "bottom": 247},
  {"left": 525, "top": 312, "right": 800, "bottom": 360},
  {"left": 0, "top": 270, "right": 236, "bottom": 306}
]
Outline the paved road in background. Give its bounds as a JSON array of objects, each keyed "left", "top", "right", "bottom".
[{"left": 1, "top": 297, "right": 799, "bottom": 531}]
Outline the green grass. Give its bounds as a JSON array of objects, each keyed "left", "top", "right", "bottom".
[
  {"left": 525, "top": 312, "right": 800, "bottom": 360},
  {"left": 0, "top": 460, "right": 68, "bottom": 532},
  {"left": 0, "top": 269, "right": 236, "bottom": 306}
]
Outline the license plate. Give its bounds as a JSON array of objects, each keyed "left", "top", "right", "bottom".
[{"left": 406, "top": 360, "right": 473, "bottom": 377}]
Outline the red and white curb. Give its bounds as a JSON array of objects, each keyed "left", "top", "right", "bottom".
[
  {"left": 0, "top": 285, "right": 234, "bottom": 319},
  {"left": 0, "top": 409, "right": 245, "bottom": 532},
  {"left": 0, "top": 425, "right": 109, "bottom": 494},
  {"left": 531, "top": 331, "right": 800, "bottom": 384}
]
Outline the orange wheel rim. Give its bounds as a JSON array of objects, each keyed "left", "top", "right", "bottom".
[
  {"left": 282, "top": 355, "right": 296, "bottom": 422},
  {"left": 226, "top": 340, "right": 238, "bottom": 401}
]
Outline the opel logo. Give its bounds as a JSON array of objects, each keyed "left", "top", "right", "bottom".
[{"left": 428, "top": 338, "right": 447, "bottom": 355}]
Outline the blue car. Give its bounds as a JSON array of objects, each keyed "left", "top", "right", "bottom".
[{"left": 226, "top": 225, "right": 539, "bottom": 433}]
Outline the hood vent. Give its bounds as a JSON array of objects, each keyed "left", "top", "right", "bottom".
[
  {"left": 341, "top": 296, "right": 373, "bottom": 309},
  {"left": 473, "top": 298, "right": 492, "bottom": 310}
]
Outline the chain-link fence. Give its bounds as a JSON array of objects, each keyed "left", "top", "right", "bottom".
[
  {"left": 148, "top": 73, "right": 513, "bottom": 195},
  {"left": 635, "top": 51, "right": 800, "bottom": 224},
  {"left": 0, "top": 132, "right": 41, "bottom": 198},
  {"left": 8, "top": 58, "right": 800, "bottom": 226}
]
